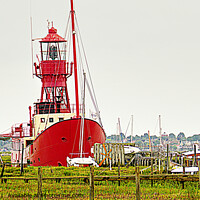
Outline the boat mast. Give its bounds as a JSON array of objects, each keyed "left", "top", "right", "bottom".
[
  {"left": 70, "top": 0, "right": 80, "bottom": 118},
  {"left": 80, "top": 72, "right": 86, "bottom": 158},
  {"left": 148, "top": 130, "right": 152, "bottom": 153},
  {"left": 131, "top": 115, "right": 133, "bottom": 143},
  {"left": 118, "top": 118, "right": 122, "bottom": 143},
  {"left": 159, "top": 115, "right": 162, "bottom": 147}
]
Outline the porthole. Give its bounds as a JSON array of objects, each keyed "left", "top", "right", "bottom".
[
  {"left": 49, "top": 118, "right": 54, "bottom": 123},
  {"left": 61, "top": 137, "right": 67, "bottom": 142},
  {"left": 88, "top": 136, "right": 91, "bottom": 140}
]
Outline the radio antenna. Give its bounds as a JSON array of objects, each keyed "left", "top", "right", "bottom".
[{"left": 30, "top": 0, "right": 34, "bottom": 78}]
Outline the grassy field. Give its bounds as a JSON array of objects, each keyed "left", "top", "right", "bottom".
[{"left": 1, "top": 156, "right": 200, "bottom": 199}]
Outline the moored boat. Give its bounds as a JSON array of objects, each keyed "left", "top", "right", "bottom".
[{"left": 2, "top": 0, "right": 106, "bottom": 166}]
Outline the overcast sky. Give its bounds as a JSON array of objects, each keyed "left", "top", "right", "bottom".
[{"left": 1, "top": 0, "right": 200, "bottom": 137}]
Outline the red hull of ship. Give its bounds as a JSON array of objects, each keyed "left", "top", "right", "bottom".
[{"left": 30, "top": 118, "right": 106, "bottom": 166}]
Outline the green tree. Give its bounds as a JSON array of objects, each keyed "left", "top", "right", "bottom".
[
  {"left": 153, "top": 139, "right": 160, "bottom": 146},
  {"left": 135, "top": 140, "right": 143, "bottom": 147},
  {"left": 187, "top": 134, "right": 200, "bottom": 141},
  {"left": 177, "top": 132, "right": 186, "bottom": 141},
  {"left": 135, "top": 135, "right": 141, "bottom": 141},
  {"left": 169, "top": 133, "right": 176, "bottom": 140},
  {"left": 143, "top": 133, "right": 149, "bottom": 140},
  {"left": 150, "top": 135, "right": 158, "bottom": 140}
]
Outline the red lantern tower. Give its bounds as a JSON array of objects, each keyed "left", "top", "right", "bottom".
[{"left": 34, "top": 27, "right": 72, "bottom": 114}]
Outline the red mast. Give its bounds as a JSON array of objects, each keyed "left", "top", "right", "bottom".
[{"left": 70, "top": 0, "right": 80, "bottom": 118}]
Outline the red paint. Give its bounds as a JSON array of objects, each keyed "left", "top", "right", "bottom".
[
  {"left": 41, "top": 27, "right": 66, "bottom": 42},
  {"left": 5, "top": 0, "right": 106, "bottom": 167},
  {"left": 30, "top": 118, "right": 106, "bottom": 166},
  {"left": 29, "top": 106, "right": 32, "bottom": 137},
  {"left": 34, "top": 27, "right": 72, "bottom": 114}
]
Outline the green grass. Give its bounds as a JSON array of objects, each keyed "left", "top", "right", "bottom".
[
  {"left": 1, "top": 155, "right": 11, "bottom": 163},
  {"left": 0, "top": 166, "right": 200, "bottom": 199}
]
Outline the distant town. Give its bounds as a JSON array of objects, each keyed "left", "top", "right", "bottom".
[
  {"left": 106, "top": 132, "right": 200, "bottom": 152},
  {"left": 0, "top": 138, "right": 11, "bottom": 152},
  {"left": 0, "top": 132, "right": 200, "bottom": 152}
]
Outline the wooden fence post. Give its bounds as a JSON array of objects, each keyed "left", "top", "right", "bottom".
[
  {"left": 198, "top": 161, "right": 200, "bottom": 189},
  {"left": 170, "top": 153, "right": 172, "bottom": 162},
  {"left": 155, "top": 158, "right": 157, "bottom": 171},
  {"left": 1, "top": 163, "right": 5, "bottom": 183},
  {"left": 194, "top": 144, "right": 197, "bottom": 167},
  {"left": 183, "top": 157, "right": 185, "bottom": 174},
  {"left": 89, "top": 165, "right": 94, "bottom": 200},
  {"left": 167, "top": 144, "right": 169, "bottom": 173},
  {"left": 118, "top": 158, "right": 120, "bottom": 186},
  {"left": 135, "top": 166, "right": 141, "bottom": 200},
  {"left": 182, "top": 157, "right": 185, "bottom": 189},
  {"left": 38, "top": 167, "right": 42, "bottom": 199},
  {"left": 96, "top": 144, "right": 100, "bottom": 164},
  {"left": 0, "top": 163, "right": 5, "bottom": 178},
  {"left": 175, "top": 153, "right": 177, "bottom": 163},
  {"left": 158, "top": 152, "right": 161, "bottom": 174},
  {"left": 151, "top": 157, "right": 153, "bottom": 187},
  {"left": 20, "top": 143, "right": 24, "bottom": 175}
]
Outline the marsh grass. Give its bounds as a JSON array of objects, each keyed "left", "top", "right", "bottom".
[
  {"left": 1, "top": 155, "right": 11, "bottom": 163},
  {"left": 0, "top": 166, "right": 200, "bottom": 199}
]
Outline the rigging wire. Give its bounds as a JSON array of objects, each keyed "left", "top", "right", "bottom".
[
  {"left": 124, "top": 117, "right": 131, "bottom": 138},
  {"left": 67, "top": 22, "right": 72, "bottom": 62},
  {"left": 0, "top": 128, "right": 11, "bottom": 135},
  {"left": 64, "top": 13, "right": 71, "bottom": 39},
  {"left": 74, "top": 14, "right": 103, "bottom": 126},
  {"left": 153, "top": 117, "right": 159, "bottom": 136},
  {"left": 76, "top": 29, "right": 84, "bottom": 97},
  {"left": 85, "top": 79, "right": 99, "bottom": 118}
]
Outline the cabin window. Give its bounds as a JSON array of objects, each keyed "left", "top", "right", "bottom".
[
  {"left": 49, "top": 118, "right": 54, "bottom": 123},
  {"left": 59, "top": 118, "right": 64, "bottom": 122},
  {"left": 26, "top": 140, "right": 33, "bottom": 146},
  {"left": 38, "top": 158, "right": 40, "bottom": 162},
  {"left": 41, "top": 118, "right": 45, "bottom": 123}
]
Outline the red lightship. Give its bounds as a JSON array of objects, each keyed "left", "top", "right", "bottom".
[{"left": 3, "top": 0, "right": 106, "bottom": 166}]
